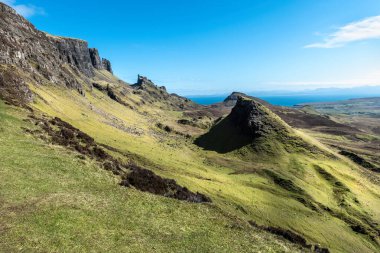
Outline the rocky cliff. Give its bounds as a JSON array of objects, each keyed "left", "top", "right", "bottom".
[
  {"left": 223, "top": 92, "right": 247, "bottom": 106},
  {"left": 102, "top": 58, "right": 113, "bottom": 73},
  {"left": 0, "top": 2, "right": 112, "bottom": 102},
  {"left": 89, "top": 48, "right": 102, "bottom": 70},
  {"left": 230, "top": 96, "right": 290, "bottom": 138},
  {"left": 50, "top": 35, "right": 95, "bottom": 77},
  {"left": 0, "top": 2, "right": 197, "bottom": 112}
]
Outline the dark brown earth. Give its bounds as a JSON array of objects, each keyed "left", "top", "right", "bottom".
[
  {"left": 272, "top": 107, "right": 360, "bottom": 135},
  {"left": 24, "top": 114, "right": 211, "bottom": 203},
  {"left": 120, "top": 166, "right": 211, "bottom": 203},
  {"left": 248, "top": 221, "right": 330, "bottom": 253},
  {"left": 339, "top": 150, "right": 379, "bottom": 172}
]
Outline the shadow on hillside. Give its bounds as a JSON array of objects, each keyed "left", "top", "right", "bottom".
[{"left": 194, "top": 116, "right": 252, "bottom": 153}]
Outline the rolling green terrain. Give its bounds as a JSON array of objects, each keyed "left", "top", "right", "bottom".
[
  {"left": 13, "top": 69, "right": 380, "bottom": 253},
  {"left": 298, "top": 98, "right": 380, "bottom": 176},
  {"left": 0, "top": 100, "right": 303, "bottom": 253},
  {"left": 1, "top": 2, "right": 380, "bottom": 252}
]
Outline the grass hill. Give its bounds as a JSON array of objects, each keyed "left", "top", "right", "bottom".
[
  {"left": 9, "top": 66, "right": 380, "bottom": 253},
  {"left": 1, "top": 2, "right": 380, "bottom": 252},
  {"left": 195, "top": 95, "right": 312, "bottom": 155},
  {"left": 0, "top": 100, "right": 303, "bottom": 252}
]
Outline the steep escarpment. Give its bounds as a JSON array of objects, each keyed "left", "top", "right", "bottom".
[
  {"left": 101, "top": 58, "right": 113, "bottom": 73},
  {"left": 0, "top": 2, "right": 197, "bottom": 112},
  {"left": 48, "top": 36, "right": 113, "bottom": 76},
  {"left": 0, "top": 2, "right": 112, "bottom": 102},
  {"left": 89, "top": 48, "right": 113, "bottom": 73},
  {"left": 49, "top": 35, "right": 95, "bottom": 77},
  {"left": 89, "top": 48, "right": 102, "bottom": 69}
]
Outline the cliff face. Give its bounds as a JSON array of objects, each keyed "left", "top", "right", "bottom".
[
  {"left": 230, "top": 97, "right": 290, "bottom": 138},
  {"left": 89, "top": 48, "right": 113, "bottom": 73},
  {"left": 89, "top": 48, "right": 102, "bottom": 70},
  {"left": 51, "top": 36, "right": 95, "bottom": 77},
  {"left": 0, "top": 2, "right": 196, "bottom": 111},
  {"left": 0, "top": 3, "right": 57, "bottom": 72},
  {"left": 223, "top": 92, "right": 247, "bottom": 106},
  {"left": 101, "top": 58, "right": 113, "bottom": 73},
  {"left": 0, "top": 2, "right": 112, "bottom": 97}
]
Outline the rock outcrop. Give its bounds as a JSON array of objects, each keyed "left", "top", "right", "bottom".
[
  {"left": 135, "top": 75, "right": 156, "bottom": 87},
  {"left": 223, "top": 91, "right": 247, "bottom": 106},
  {"left": 0, "top": 2, "right": 113, "bottom": 96},
  {"left": 230, "top": 96, "right": 290, "bottom": 138},
  {"left": 133, "top": 75, "right": 171, "bottom": 94},
  {"left": 89, "top": 48, "right": 103, "bottom": 70},
  {"left": 102, "top": 58, "right": 113, "bottom": 73},
  {"left": 51, "top": 36, "right": 95, "bottom": 77},
  {"left": 131, "top": 75, "right": 199, "bottom": 110}
]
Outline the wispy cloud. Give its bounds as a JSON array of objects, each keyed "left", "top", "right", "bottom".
[
  {"left": 266, "top": 70, "right": 380, "bottom": 89},
  {"left": 1, "top": 0, "right": 44, "bottom": 17},
  {"left": 305, "top": 15, "right": 380, "bottom": 48}
]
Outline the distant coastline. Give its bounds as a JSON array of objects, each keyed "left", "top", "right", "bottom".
[{"left": 187, "top": 94, "right": 380, "bottom": 107}]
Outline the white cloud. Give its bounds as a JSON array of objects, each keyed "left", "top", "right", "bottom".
[
  {"left": 1, "top": 0, "right": 44, "bottom": 17},
  {"left": 305, "top": 15, "right": 380, "bottom": 48},
  {"left": 266, "top": 70, "right": 380, "bottom": 89}
]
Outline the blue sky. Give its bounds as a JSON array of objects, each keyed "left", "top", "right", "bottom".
[{"left": 3, "top": 0, "right": 380, "bottom": 95}]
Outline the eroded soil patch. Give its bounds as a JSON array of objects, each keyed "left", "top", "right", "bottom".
[
  {"left": 339, "top": 150, "right": 379, "bottom": 172},
  {"left": 120, "top": 166, "right": 211, "bottom": 203},
  {"left": 249, "top": 221, "right": 330, "bottom": 253},
  {"left": 24, "top": 115, "right": 211, "bottom": 203}
]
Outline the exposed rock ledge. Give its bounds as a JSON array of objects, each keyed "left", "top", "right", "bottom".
[{"left": 0, "top": 2, "right": 113, "bottom": 83}]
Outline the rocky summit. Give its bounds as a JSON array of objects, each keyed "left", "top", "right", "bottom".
[
  {"left": 229, "top": 96, "right": 290, "bottom": 138},
  {"left": 223, "top": 91, "right": 248, "bottom": 106}
]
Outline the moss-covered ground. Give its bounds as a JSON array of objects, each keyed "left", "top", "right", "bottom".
[
  {"left": 22, "top": 75, "right": 380, "bottom": 253},
  {"left": 0, "top": 100, "right": 305, "bottom": 253}
]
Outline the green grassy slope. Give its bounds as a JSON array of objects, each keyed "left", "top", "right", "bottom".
[
  {"left": 25, "top": 74, "right": 380, "bottom": 253},
  {"left": 0, "top": 100, "right": 305, "bottom": 252},
  {"left": 2, "top": 3, "right": 379, "bottom": 251}
]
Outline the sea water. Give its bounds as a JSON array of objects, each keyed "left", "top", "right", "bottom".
[{"left": 186, "top": 94, "right": 377, "bottom": 107}]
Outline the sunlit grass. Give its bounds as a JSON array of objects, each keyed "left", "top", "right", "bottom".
[
  {"left": 0, "top": 100, "right": 305, "bottom": 252},
  {"left": 23, "top": 80, "right": 380, "bottom": 253}
]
